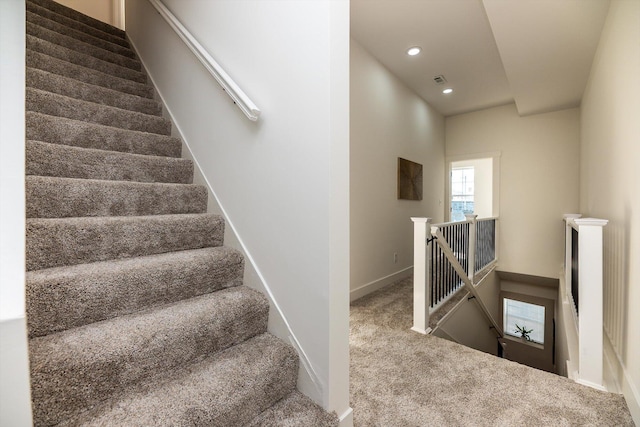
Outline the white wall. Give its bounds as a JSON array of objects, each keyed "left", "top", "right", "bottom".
[
  {"left": 125, "top": 0, "right": 350, "bottom": 421},
  {"left": 0, "top": 0, "right": 33, "bottom": 424},
  {"left": 580, "top": 0, "right": 640, "bottom": 421},
  {"left": 350, "top": 39, "right": 445, "bottom": 299},
  {"left": 54, "top": 0, "right": 124, "bottom": 29},
  {"left": 446, "top": 104, "right": 580, "bottom": 278}
]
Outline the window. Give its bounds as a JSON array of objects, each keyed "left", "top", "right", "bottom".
[
  {"left": 451, "top": 167, "right": 474, "bottom": 221},
  {"left": 503, "top": 298, "right": 545, "bottom": 344}
]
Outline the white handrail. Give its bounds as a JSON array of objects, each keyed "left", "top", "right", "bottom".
[{"left": 148, "top": 0, "right": 261, "bottom": 121}]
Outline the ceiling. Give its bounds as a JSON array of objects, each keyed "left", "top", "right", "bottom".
[{"left": 351, "top": 0, "right": 610, "bottom": 117}]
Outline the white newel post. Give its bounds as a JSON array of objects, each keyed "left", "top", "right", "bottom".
[
  {"left": 574, "top": 218, "right": 608, "bottom": 390},
  {"left": 465, "top": 214, "right": 478, "bottom": 282},
  {"left": 411, "top": 217, "right": 431, "bottom": 334}
]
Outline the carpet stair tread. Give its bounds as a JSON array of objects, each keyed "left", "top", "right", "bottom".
[
  {"left": 27, "top": 35, "right": 146, "bottom": 84},
  {"left": 27, "top": 67, "right": 161, "bottom": 115},
  {"left": 30, "top": 287, "right": 270, "bottom": 426},
  {"left": 26, "top": 112, "right": 182, "bottom": 158},
  {"left": 27, "top": 50, "right": 153, "bottom": 98},
  {"left": 26, "top": 140, "right": 192, "bottom": 183},
  {"left": 26, "top": 21, "right": 140, "bottom": 71},
  {"left": 26, "top": 176, "right": 208, "bottom": 218},
  {"left": 246, "top": 391, "right": 339, "bottom": 427},
  {"left": 27, "top": 0, "right": 126, "bottom": 40},
  {"left": 26, "top": 87, "right": 171, "bottom": 135},
  {"left": 27, "top": 10, "right": 135, "bottom": 59},
  {"left": 26, "top": 246, "right": 244, "bottom": 338},
  {"left": 26, "top": 1, "right": 129, "bottom": 48},
  {"left": 23, "top": 2, "right": 336, "bottom": 425},
  {"left": 56, "top": 333, "right": 298, "bottom": 427},
  {"left": 26, "top": 213, "right": 224, "bottom": 271}
]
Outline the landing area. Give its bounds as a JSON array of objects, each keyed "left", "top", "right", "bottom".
[{"left": 350, "top": 277, "right": 633, "bottom": 426}]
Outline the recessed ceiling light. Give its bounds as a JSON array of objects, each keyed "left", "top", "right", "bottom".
[
  {"left": 407, "top": 46, "right": 421, "bottom": 56},
  {"left": 442, "top": 88, "right": 453, "bottom": 94}
]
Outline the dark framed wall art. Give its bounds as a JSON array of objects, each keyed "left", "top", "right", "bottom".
[{"left": 397, "top": 157, "right": 423, "bottom": 200}]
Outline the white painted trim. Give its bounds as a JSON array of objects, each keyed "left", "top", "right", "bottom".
[
  {"left": 410, "top": 326, "right": 432, "bottom": 335},
  {"left": 338, "top": 407, "right": 354, "bottom": 427},
  {"left": 559, "top": 270, "right": 580, "bottom": 367},
  {"left": 350, "top": 266, "right": 413, "bottom": 302},
  {"left": 146, "top": 0, "right": 261, "bottom": 121},
  {"left": 604, "top": 331, "right": 640, "bottom": 423},
  {"left": 445, "top": 151, "right": 502, "bottom": 222},
  {"left": 576, "top": 378, "right": 607, "bottom": 392},
  {"left": 112, "top": 0, "right": 125, "bottom": 30}
]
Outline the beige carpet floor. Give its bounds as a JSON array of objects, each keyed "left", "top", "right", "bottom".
[{"left": 350, "top": 276, "right": 634, "bottom": 426}]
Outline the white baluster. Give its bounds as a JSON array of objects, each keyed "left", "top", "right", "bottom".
[{"left": 465, "top": 214, "right": 478, "bottom": 283}]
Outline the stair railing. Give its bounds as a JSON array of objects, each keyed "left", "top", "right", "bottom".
[
  {"left": 562, "top": 214, "right": 608, "bottom": 390},
  {"left": 147, "top": 0, "right": 261, "bottom": 121},
  {"left": 411, "top": 215, "right": 500, "bottom": 335}
]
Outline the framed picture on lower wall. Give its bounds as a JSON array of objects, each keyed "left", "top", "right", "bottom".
[{"left": 397, "top": 157, "right": 423, "bottom": 200}]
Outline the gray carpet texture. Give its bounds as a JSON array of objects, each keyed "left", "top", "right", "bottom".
[
  {"left": 350, "top": 276, "right": 634, "bottom": 426},
  {"left": 25, "top": 1, "right": 338, "bottom": 425},
  {"left": 26, "top": 140, "right": 193, "bottom": 183},
  {"left": 26, "top": 112, "right": 182, "bottom": 157}
]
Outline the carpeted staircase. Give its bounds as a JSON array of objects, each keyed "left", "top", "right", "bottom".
[{"left": 24, "top": 1, "right": 338, "bottom": 425}]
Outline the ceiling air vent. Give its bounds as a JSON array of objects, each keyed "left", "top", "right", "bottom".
[{"left": 433, "top": 75, "right": 447, "bottom": 85}]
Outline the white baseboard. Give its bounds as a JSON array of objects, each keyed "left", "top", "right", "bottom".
[
  {"left": 350, "top": 267, "right": 412, "bottom": 302},
  {"left": 604, "top": 333, "right": 640, "bottom": 424},
  {"left": 338, "top": 407, "right": 353, "bottom": 427}
]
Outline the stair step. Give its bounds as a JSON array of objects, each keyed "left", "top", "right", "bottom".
[
  {"left": 26, "top": 176, "right": 207, "bottom": 218},
  {"left": 26, "top": 213, "right": 224, "bottom": 270},
  {"left": 26, "top": 1, "right": 129, "bottom": 48},
  {"left": 27, "top": 50, "right": 153, "bottom": 98},
  {"left": 27, "top": 246, "right": 244, "bottom": 337},
  {"left": 27, "top": 21, "right": 140, "bottom": 71},
  {"left": 27, "top": 10, "right": 135, "bottom": 59},
  {"left": 27, "top": 35, "right": 146, "bottom": 84},
  {"left": 27, "top": 0, "right": 126, "bottom": 40},
  {"left": 26, "top": 88, "right": 171, "bottom": 135},
  {"left": 55, "top": 333, "right": 298, "bottom": 427},
  {"left": 26, "top": 112, "right": 182, "bottom": 158},
  {"left": 29, "top": 287, "right": 271, "bottom": 426},
  {"left": 246, "top": 391, "right": 339, "bottom": 427},
  {"left": 26, "top": 140, "right": 192, "bottom": 183},
  {"left": 27, "top": 67, "right": 161, "bottom": 115}
]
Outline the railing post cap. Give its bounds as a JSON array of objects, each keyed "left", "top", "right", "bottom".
[
  {"left": 573, "top": 218, "right": 609, "bottom": 227},
  {"left": 464, "top": 214, "right": 478, "bottom": 220},
  {"left": 411, "top": 217, "right": 432, "bottom": 223},
  {"left": 564, "top": 213, "right": 582, "bottom": 220}
]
